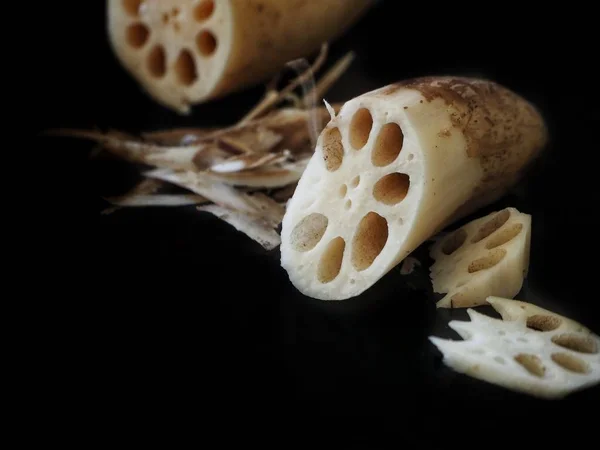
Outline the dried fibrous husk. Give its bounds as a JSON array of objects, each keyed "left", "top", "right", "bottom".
[
  {"left": 48, "top": 50, "right": 354, "bottom": 249},
  {"left": 100, "top": 178, "right": 208, "bottom": 214},
  {"left": 198, "top": 204, "right": 282, "bottom": 251},
  {"left": 107, "top": 0, "right": 373, "bottom": 113},
  {"left": 206, "top": 159, "right": 309, "bottom": 188}
]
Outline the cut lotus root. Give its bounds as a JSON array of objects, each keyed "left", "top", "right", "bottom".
[
  {"left": 429, "top": 297, "right": 600, "bottom": 399},
  {"left": 279, "top": 76, "right": 547, "bottom": 300},
  {"left": 430, "top": 207, "right": 531, "bottom": 309},
  {"left": 108, "top": 0, "right": 374, "bottom": 113}
]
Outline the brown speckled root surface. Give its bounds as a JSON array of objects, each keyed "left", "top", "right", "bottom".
[{"left": 383, "top": 76, "right": 548, "bottom": 228}]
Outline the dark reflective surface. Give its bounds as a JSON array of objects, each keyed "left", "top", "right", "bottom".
[{"left": 37, "top": 0, "right": 599, "bottom": 436}]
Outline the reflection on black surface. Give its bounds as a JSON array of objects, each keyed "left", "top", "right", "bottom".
[{"left": 276, "top": 257, "right": 436, "bottom": 415}]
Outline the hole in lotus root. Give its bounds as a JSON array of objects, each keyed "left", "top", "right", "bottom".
[
  {"left": 349, "top": 108, "right": 373, "bottom": 150},
  {"left": 321, "top": 127, "right": 344, "bottom": 171},
  {"left": 551, "top": 334, "right": 598, "bottom": 354},
  {"left": 197, "top": 30, "right": 217, "bottom": 56},
  {"left": 352, "top": 212, "right": 389, "bottom": 271},
  {"left": 194, "top": 0, "right": 215, "bottom": 21},
  {"left": 318, "top": 237, "right": 346, "bottom": 283},
  {"left": 126, "top": 23, "right": 150, "bottom": 49},
  {"left": 345, "top": 200, "right": 352, "bottom": 210},
  {"left": 442, "top": 229, "right": 467, "bottom": 255},
  {"left": 486, "top": 223, "right": 523, "bottom": 249},
  {"left": 147, "top": 45, "right": 166, "bottom": 78},
  {"left": 372, "top": 123, "right": 404, "bottom": 167},
  {"left": 467, "top": 248, "right": 506, "bottom": 273},
  {"left": 407, "top": 153, "right": 414, "bottom": 161},
  {"left": 526, "top": 315, "right": 562, "bottom": 332},
  {"left": 350, "top": 176, "right": 360, "bottom": 188},
  {"left": 514, "top": 354, "right": 546, "bottom": 377},
  {"left": 123, "top": 0, "right": 143, "bottom": 16},
  {"left": 551, "top": 353, "right": 590, "bottom": 374},
  {"left": 290, "top": 213, "right": 328, "bottom": 252},
  {"left": 373, "top": 173, "right": 410, "bottom": 205},
  {"left": 339, "top": 184, "right": 347, "bottom": 198},
  {"left": 494, "top": 356, "right": 506, "bottom": 364},
  {"left": 471, "top": 209, "right": 511, "bottom": 243},
  {"left": 175, "top": 49, "right": 198, "bottom": 86}
]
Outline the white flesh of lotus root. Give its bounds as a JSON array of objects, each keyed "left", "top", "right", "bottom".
[
  {"left": 279, "top": 77, "right": 547, "bottom": 301},
  {"left": 108, "top": 0, "right": 374, "bottom": 113},
  {"left": 429, "top": 297, "right": 600, "bottom": 399},
  {"left": 429, "top": 207, "right": 531, "bottom": 309}
]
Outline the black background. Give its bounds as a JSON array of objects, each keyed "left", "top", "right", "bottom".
[{"left": 33, "top": 0, "right": 599, "bottom": 441}]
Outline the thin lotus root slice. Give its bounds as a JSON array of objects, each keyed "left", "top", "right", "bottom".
[
  {"left": 429, "top": 297, "right": 600, "bottom": 399},
  {"left": 108, "top": 0, "right": 374, "bottom": 113},
  {"left": 279, "top": 76, "right": 547, "bottom": 301},
  {"left": 429, "top": 207, "right": 531, "bottom": 309}
]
